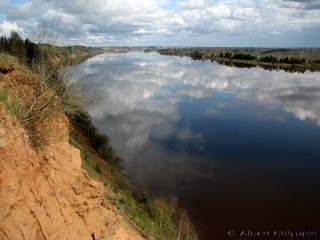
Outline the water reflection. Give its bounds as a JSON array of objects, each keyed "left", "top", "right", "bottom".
[
  {"left": 216, "top": 59, "right": 309, "bottom": 73},
  {"left": 81, "top": 52, "right": 320, "bottom": 129},
  {"left": 78, "top": 52, "right": 320, "bottom": 240}
]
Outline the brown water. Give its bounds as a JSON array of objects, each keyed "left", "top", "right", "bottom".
[{"left": 79, "top": 52, "right": 320, "bottom": 239}]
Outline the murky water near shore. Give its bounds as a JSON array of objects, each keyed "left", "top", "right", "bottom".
[{"left": 79, "top": 52, "right": 320, "bottom": 239}]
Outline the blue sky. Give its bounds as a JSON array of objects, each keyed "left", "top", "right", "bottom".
[{"left": 0, "top": 0, "right": 320, "bottom": 47}]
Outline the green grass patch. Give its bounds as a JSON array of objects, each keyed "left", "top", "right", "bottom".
[
  {"left": 0, "top": 53, "right": 18, "bottom": 62},
  {"left": 0, "top": 88, "right": 21, "bottom": 119}
]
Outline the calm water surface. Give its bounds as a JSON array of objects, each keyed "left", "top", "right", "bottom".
[{"left": 79, "top": 52, "right": 320, "bottom": 239}]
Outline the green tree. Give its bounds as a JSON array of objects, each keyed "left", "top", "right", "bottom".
[
  {"left": 8, "top": 31, "right": 25, "bottom": 58},
  {"left": 0, "top": 36, "right": 9, "bottom": 52},
  {"left": 24, "top": 38, "right": 37, "bottom": 63}
]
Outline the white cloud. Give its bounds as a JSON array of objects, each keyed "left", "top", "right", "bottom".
[
  {"left": 176, "top": 0, "right": 214, "bottom": 9},
  {"left": 207, "top": 4, "right": 232, "bottom": 18},
  {"left": 0, "top": 0, "right": 319, "bottom": 46},
  {"left": 134, "top": 28, "right": 147, "bottom": 34},
  {"left": 0, "top": 20, "right": 23, "bottom": 36},
  {"left": 270, "top": 30, "right": 283, "bottom": 35},
  {"left": 86, "top": 35, "right": 107, "bottom": 42},
  {"left": 233, "top": 7, "right": 259, "bottom": 19}
]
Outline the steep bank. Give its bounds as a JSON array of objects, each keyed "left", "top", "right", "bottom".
[{"left": 0, "top": 55, "right": 145, "bottom": 240}]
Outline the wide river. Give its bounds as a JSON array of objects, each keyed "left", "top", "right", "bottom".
[{"left": 78, "top": 52, "right": 320, "bottom": 239}]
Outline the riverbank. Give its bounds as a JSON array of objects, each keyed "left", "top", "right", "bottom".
[
  {"left": 150, "top": 47, "right": 320, "bottom": 72},
  {"left": 0, "top": 43, "right": 198, "bottom": 239},
  {"left": 0, "top": 52, "right": 147, "bottom": 240}
]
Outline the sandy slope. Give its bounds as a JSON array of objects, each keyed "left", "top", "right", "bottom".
[{"left": 0, "top": 59, "right": 145, "bottom": 240}]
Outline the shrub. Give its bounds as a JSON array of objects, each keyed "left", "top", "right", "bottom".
[
  {"left": 260, "top": 55, "right": 278, "bottom": 63},
  {"left": 94, "top": 164, "right": 102, "bottom": 174},
  {"left": 91, "top": 132, "right": 109, "bottom": 149}
]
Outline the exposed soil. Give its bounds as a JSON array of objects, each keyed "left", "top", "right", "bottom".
[{"left": 0, "top": 58, "right": 145, "bottom": 240}]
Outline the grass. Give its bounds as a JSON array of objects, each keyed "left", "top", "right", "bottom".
[
  {"left": 0, "top": 88, "right": 21, "bottom": 120},
  {"left": 70, "top": 123, "right": 188, "bottom": 240},
  {"left": 0, "top": 53, "right": 18, "bottom": 62}
]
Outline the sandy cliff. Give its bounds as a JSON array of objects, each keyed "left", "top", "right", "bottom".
[
  {"left": 0, "top": 61, "right": 144, "bottom": 240},
  {"left": 0, "top": 108, "right": 145, "bottom": 240}
]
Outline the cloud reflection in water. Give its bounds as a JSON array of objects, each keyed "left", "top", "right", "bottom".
[
  {"left": 80, "top": 52, "right": 320, "bottom": 147},
  {"left": 78, "top": 51, "right": 320, "bottom": 239},
  {"left": 78, "top": 51, "right": 320, "bottom": 161},
  {"left": 78, "top": 50, "right": 320, "bottom": 190}
]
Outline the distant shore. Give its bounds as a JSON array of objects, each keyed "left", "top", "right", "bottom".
[{"left": 145, "top": 47, "right": 320, "bottom": 72}]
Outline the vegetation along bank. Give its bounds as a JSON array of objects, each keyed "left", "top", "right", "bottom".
[
  {"left": 150, "top": 47, "right": 320, "bottom": 72},
  {"left": 0, "top": 28, "right": 198, "bottom": 240}
]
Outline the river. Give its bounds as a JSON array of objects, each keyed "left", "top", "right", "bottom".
[{"left": 78, "top": 51, "right": 320, "bottom": 239}]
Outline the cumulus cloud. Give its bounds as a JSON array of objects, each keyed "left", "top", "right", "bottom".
[
  {"left": 284, "top": 0, "right": 320, "bottom": 10},
  {"left": 0, "top": 0, "right": 319, "bottom": 46},
  {"left": 0, "top": 20, "right": 23, "bottom": 36},
  {"left": 176, "top": 0, "right": 214, "bottom": 9}
]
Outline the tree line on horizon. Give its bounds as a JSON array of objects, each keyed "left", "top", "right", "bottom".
[
  {"left": 0, "top": 31, "right": 37, "bottom": 64},
  {"left": 0, "top": 31, "right": 102, "bottom": 67},
  {"left": 157, "top": 48, "right": 320, "bottom": 69},
  {"left": 200, "top": 50, "right": 308, "bottom": 64}
]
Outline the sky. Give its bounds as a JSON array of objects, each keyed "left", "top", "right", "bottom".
[{"left": 0, "top": 0, "right": 320, "bottom": 47}]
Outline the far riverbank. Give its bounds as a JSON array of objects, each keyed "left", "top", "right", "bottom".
[{"left": 147, "top": 47, "right": 320, "bottom": 72}]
